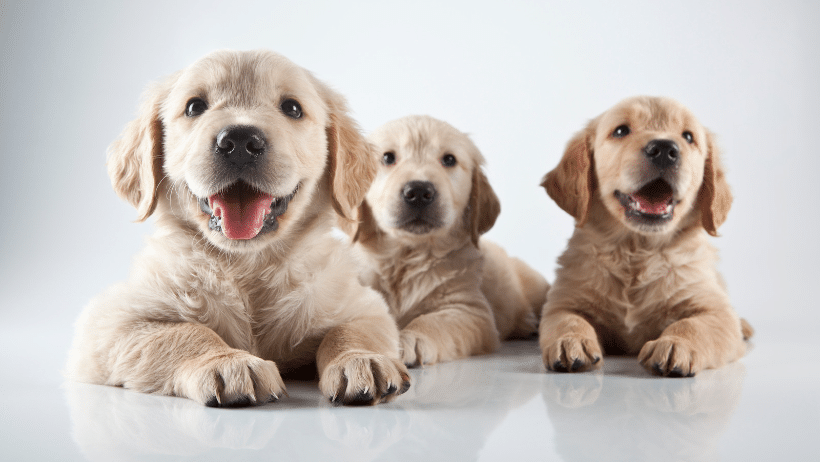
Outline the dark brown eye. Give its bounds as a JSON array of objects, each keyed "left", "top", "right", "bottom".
[
  {"left": 382, "top": 151, "right": 396, "bottom": 165},
  {"left": 185, "top": 97, "right": 208, "bottom": 117},
  {"left": 682, "top": 131, "right": 694, "bottom": 144},
  {"left": 441, "top": 153, "right": 457, "bottom": 167},
  {"left": 280, "top": 99, "right": 303, "bottom": 119},
  {"left": 612, "top": 125, "right": 630, "bottom": 138}
]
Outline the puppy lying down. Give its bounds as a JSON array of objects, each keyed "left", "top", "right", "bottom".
[
  {"left": 540, "top": 96, "right": 753, "bottom": 376},
  {"left": 66, "top": 50, "right": 410, "bottom": 406},
  {"left": 346, "top": 115, "right": 549, "bottom": 366}
]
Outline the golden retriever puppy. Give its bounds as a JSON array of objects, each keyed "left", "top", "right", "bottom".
[
  {"left": 346, "top": 115, "right": 549, "bottom": 366},
  {"left": 539, "top": 96, "right": 753, "bottom": 377},
  {"left": 66, "top": 50, "right": 410, "bottom": 406}
]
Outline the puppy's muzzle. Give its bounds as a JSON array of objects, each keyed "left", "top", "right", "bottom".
[
  {"left": 402, "top": 181, "right": 436, "bottom": 208},
  {"left": 215, "top": 125, "right": 267, "bottom": 168},
  {"left": 643, "top": 139, "right": 679, "bottom": 170},
  {"left": 396, "top": 180, "right": 442, "bottom": 234},
  {"left": 199, "top": 124, "right": 299, "bottom": 240}
]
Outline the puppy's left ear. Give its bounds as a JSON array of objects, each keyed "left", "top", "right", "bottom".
[
  {"left": 468, "top": 167, "right": 501, "bottom": 247},
  {"left": 698, "top": 130, "right": 732, "bottom": 236},
  {"left": 319, "top": 82, "right": 377, "bottom": 223},
  {"left": 351, "top": 200, "right": 380, "bottom": 244}
]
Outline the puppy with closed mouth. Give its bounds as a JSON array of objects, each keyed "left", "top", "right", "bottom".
[
  {"left": 347, "top": 115, "right": 549, "bottom": 367},
  {"left": 540, "top": 96, "right": 753, "bottom": 377},
  {"left": 66, "top": 50, "right": 410, "bottom": 406}
]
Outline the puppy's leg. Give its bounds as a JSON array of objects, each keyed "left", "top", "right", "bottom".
[
  {"left": 317, "top": 315, "right": 410, "bottom": 405},
  {"left": 399, "top": 303, "right": 500, "bottom": 367},
  {"left": 638, "top": 308, "right": 747, "bottom": 377},
  {"left": 98, "top": 321, "right": 284, "bottom": 407},
  {"left": 539, "top": 308, "right": 603, "bottom": 373}
]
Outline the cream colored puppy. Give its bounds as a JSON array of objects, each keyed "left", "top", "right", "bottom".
[
  {"left": 540, "top": 96, "right": 753, "bottom": 376},
  {"left": 66, "top": 50, "right": 410, "bottom": 406},
  {"left": 347, "top": 115, "right": 549, "bottom": 366}
]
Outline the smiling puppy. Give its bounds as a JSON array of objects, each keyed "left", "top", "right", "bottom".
[
  {"left": 540, "top": 96, "right": 752, "bottom": 377},
  {"left": 348, "top": 115, "right": 549, "bottom": 366},
  {"left": 66, "top": 50, "right": 410, "bottom": 406}
]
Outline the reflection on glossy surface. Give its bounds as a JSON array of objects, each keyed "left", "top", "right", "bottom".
[
  {"left": 66, "top": 381, "right": 401, "bottom": 460},
  {"left": 64, "top": 343, "right": 542, "bottom": 461},
  {"left": 62, "top": 340, "right": 753, "bottom": 461},
  {"left": 543, "top": 358, "right": 745, "bottom": 461}
]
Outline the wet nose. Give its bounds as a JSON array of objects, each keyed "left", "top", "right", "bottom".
[
  {"left": 643, "top": 139, "right": 680, "bottom": 170},
  {"left": 402, "top": 181, "right": 437, "bottom": 208},
  {"left": 215, "top": 125, "right": 267, "bottom": 167}
]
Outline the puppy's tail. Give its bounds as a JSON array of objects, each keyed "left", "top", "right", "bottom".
[{"left": 740, "top": 318, "right": 754, "bottom": 340}]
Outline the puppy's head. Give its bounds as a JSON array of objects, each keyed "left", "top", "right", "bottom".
[
  {"left": 542, "top": 96, "right": 731, "bottom": 236},
  {"left": 356, "top": 115, "right": 500, "bottom": 247},
  {"left": 107, "top": 50, "right": 374, "bottom": 252}
]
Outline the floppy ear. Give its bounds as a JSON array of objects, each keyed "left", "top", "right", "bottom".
[
  {"left": 320, "top": 85, "right": 377, "bottom": 223},
  {"left": 351, "top": 200, "right": 380, "bottom": 244},
  {"left": 468, "top": 167, "right": 501, "bottom": 247},
  {"left": 107, "top": 75, "right": 175, "bottom": 221},
  {"left": 541, "top": 123, "right": 596, "bottom": 226},
  {"left": 336, "top": 197, "right": 380, "bottom": 244},
  {"left": 697, "top": 130, "right": 732, "bottom": 236}
]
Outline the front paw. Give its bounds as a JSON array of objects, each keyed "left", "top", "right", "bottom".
[
  {"left": 639, "top": 336, "right": 700, "bottom": 377},
  {"left": 319, "top": 353, "right": 411, "bottom": 406},
  {"left": 399, "top": 330, "right": 439, "bottom": 367},
  {"left": 176, "top": 351, "right": 286, "bottom": 407},
  {"left": 541, "top": 334, "right": 602, "bottom": 373}
]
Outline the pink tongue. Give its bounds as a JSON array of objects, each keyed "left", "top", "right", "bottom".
[
  {"left": 209, "top": 187, "right": 274, "bottom": 240},
  {"left": 633, "top": 194, "right": 670, "bottom": 215}
]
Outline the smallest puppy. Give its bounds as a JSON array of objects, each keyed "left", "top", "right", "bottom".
[
  {"left": 347, "top": 115, "right": 549, "bottom": 366},
  {"left": 540, "top": 96, "right": 752, "bottom": 377}
]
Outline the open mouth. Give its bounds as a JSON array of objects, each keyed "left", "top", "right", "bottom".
[
  {"left": 615, "top": 178, "right": 677, "bottom": 225},
  {"left": 198, "top": 181, "right": 299, "bottom": 240}
]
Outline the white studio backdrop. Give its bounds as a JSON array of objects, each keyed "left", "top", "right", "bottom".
[{"left": 1, "top": 0, "right": 818, "bottom": 342}]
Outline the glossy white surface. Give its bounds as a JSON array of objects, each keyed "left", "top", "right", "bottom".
[
  {"left": 1, "top": 327, "right": 817, "bottom": 461},
  {"left": 2, "top": 1, "right": 819, "bottom": 461}
]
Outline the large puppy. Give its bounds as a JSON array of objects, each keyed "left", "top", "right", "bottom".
[
  {"left": 539, "top": 96, "right": 752, "bottom": 377},
  {"left": 66, "top": 50, "right": 410, "bottom": 406},
  {"left": 348, "top": 115, "right": 549, "bottom": 366}
]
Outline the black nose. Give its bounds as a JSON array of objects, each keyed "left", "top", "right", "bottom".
[
  {"left": 215, "top": 125, "right": 267, "bottom": 167},
  {"left": 643, "top": 139, "right": 680, "bottom": 170},
  {"left": 402, "top": 181, "right": 436, "bottom": 208}
]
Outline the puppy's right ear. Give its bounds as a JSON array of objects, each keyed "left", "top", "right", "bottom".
[
  {"left": 107, "top": 74, "right": 176, "bottom": 221},
  {"left": 540, "top": 123, "right": 596, "bottom": 226}
]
